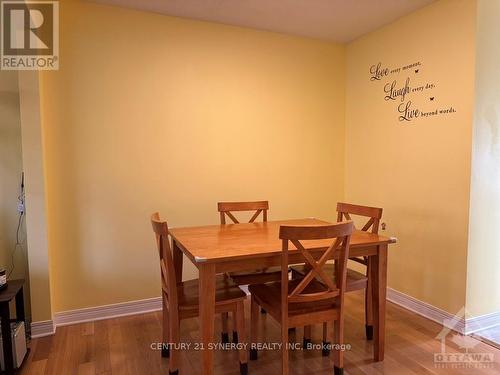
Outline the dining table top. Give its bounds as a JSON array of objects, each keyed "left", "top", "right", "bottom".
[{"left": 169, "top": 218, "right": 395, "bottom": 264}]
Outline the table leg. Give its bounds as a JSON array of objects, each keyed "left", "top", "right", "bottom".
[
  {"left": 371, "top": 243, "right": 388, "bottom": 361},
  {"left": 172, "top": 239, "right": 183, "bottom": 283},
  {"left": 199, "top": 263, "right": 216, "bottom": 375},
  {"left": 0, "top": 302, "right": 14, "bottom": 374},
  {"left": 365, "top": 257, "right": 374, "bottom": 340}
]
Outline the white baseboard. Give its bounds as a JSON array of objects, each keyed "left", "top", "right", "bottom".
[
  {"left": 53, "top": 297, "right": 162, "bottom": 327},
  {"left": 31, "top": 320, "right": 55, "bottom": 338},
  {"left": 31, "top": 297, "right": 162, "bottom": 338},
  {"left": 30, "top": 289, "right": 500, "bottom": 339},
  {"left": 466, "top": 311, "right": 500, "bottom": 335},
  {"left": 387, "top": 288, "right": 500, "bottom": 335},
  {"left": 387, "top": 287, "right": 466, "bottom": 334}
]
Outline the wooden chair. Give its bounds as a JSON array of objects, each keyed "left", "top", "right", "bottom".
[
  {"left": 249, "top": 221, "right": 354, "bottom": 375},
  {"left": 151, "top": 213, "right": 248, "bottom": 375},
  {"left": 218, "top": 201, "right": 285, "bottom": 341},
  {"left": 291, "top": 202, "right": 383, "bottom": 343},
  {"left": 218, "top": 201, "right": 282, "bottom": 285}
]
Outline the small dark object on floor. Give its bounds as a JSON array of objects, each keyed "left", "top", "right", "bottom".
[
  {"left": 322, "top": 341, "right": 330, "bottom": 356},
  {"left": 240, "top": 362, "right": 248, "bottom": 375},
  {"left": 303, "top": 338, "right": 312, "bottom": 349},
  {"left": 249, "top": 348, "right": 258, "bottom": 360},
  {"left": 161, "top": 347, "right": 170, "bottom": 358},
  {"left": 366, "top": 325, "right": 373, "bottom": 340}
]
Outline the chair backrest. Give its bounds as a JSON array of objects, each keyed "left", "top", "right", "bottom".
[
  {"left": 279, "top": 221, "right": 354, "bottom": 309},
  {"left": 151, "top": 213, "right": 178, "bottom": 311},
  {"left": 217, "top": 201, "right": 269, "bottom": 224},
  {"left": 336, "top": 202, "right": 383, "bottom": 234}
]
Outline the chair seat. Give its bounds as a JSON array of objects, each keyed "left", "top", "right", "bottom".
[
  {"left": 228, "top": 266, "right": 283, "bottom": 285},
  {"left": 248, "top": 278, "right": 339, "bottom": 317},
  {"left": 291, "top": 264, "right": 367, "bottom": 292},
  {"left": 177, "top": 275, "right": 246, "bottom": 310}
]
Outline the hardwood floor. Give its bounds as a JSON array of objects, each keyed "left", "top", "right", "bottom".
[{"left": 22, "top": 290, "right": 500, "bottom": 374}]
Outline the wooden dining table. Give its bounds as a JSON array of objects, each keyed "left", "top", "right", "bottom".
[{"left": 169, "top": 218, "right": 395, "bottom": 375}]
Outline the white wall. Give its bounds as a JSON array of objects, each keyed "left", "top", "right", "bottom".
[{"left": 466, "top": 0, "right": 500, "bottom": 318}]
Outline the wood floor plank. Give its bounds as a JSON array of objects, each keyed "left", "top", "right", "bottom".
[
  {"left": 93, "top": 319, "right": 112, "bottom": 374},
  {"left": 21, "top": 291, "right": 500, "bottom": 374}
]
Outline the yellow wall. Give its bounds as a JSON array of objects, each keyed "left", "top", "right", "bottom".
[
  {"left": 40, "top": 1, "right": 345, "bottom": 312},
  {"left": 466, "top": 0, "right": 500, "bottom": 317},
  {"left": 345, "top": 0, "right": 476, "bottom": 314},
  {"left": 34, "top": 0, "right": 486, "bottom": 321}
]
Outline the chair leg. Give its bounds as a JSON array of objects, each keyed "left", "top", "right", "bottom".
[
  {"left": 235, "top": 301, "right": 248, "bottom": 375},
  {"left": 303, "top": 325, "right": 312, "bottom": 348},
  {"left": 281, "top": 324, "right": 289, "bottom": 375},
  {"left": 169, "top": 314, "right": 180, "bottom": 375},
  {"left": 230, "top": 311, "right": 238, "bottom": 343},
  {"left": 365, "top": 259, "right": 374, "bottom": 340},
  {"left": 221, "top": 312, "right": 230, "bottom": 344},
  {"left": 322, "top": 322, "right": 330, "bottom": 356},
  {"left": 250, "top": 295, "right": 259, "bottom": 360},
  {"left": 332, "top": 317, "right": 344, "bottom": 375},
  {"left": 162, "top": 295, "right": 170, "bottom": 358}
]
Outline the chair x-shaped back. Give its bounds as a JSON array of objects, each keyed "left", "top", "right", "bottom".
[
  {"left": 218, "top": 201, "right": 269, "bottom": 224},
  {"left": 280, "top": 222, "right": 353, "bottom": 304}
]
